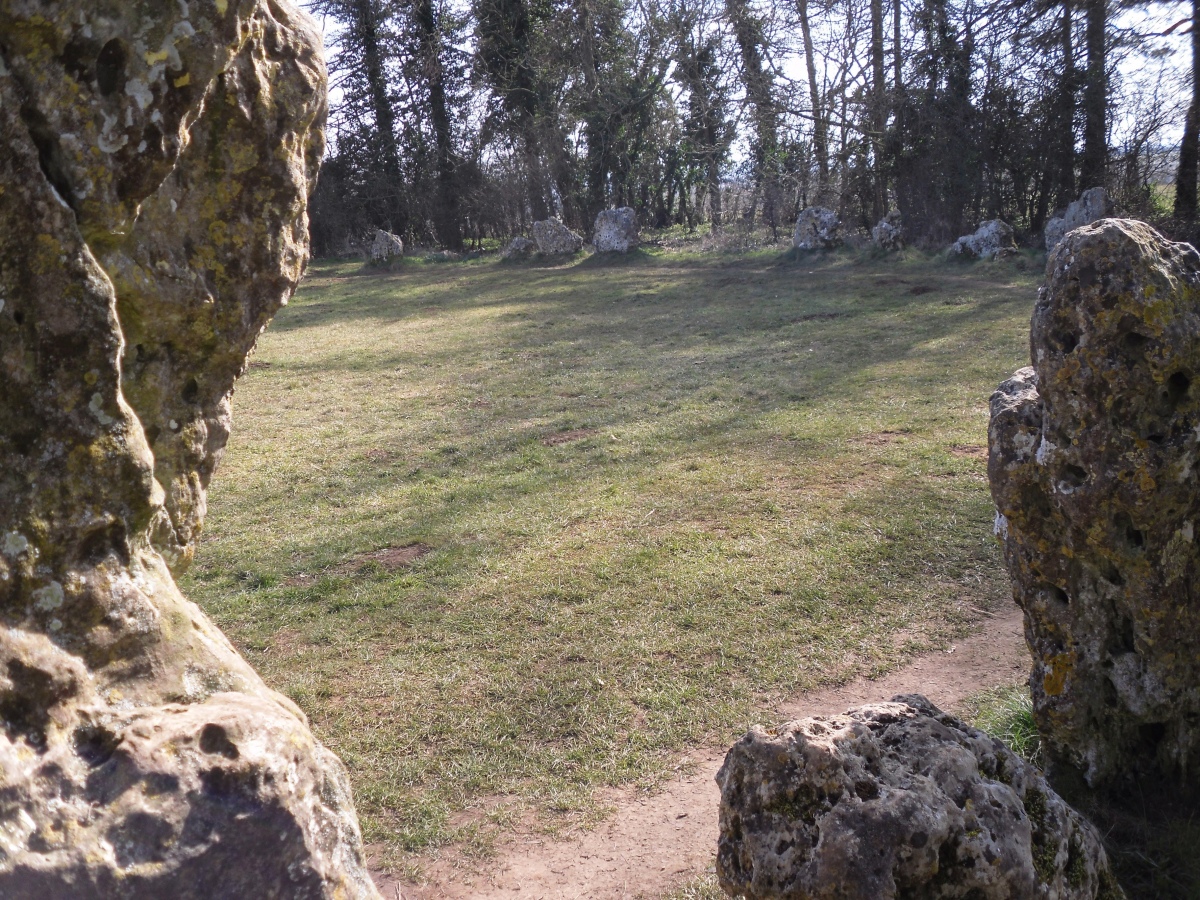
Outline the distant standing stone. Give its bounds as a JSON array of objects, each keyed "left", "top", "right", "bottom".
[
  {"left": 532, "top": 217, "right": 585, "bottom": 254},
  {"left": 872, "top": 210, "right": 904, "bottom": 250},
  {"left": 716, "top": 696, "right": 1123, "bottom": 900},
  {"left": 1044, "top": 187, "right": 1111, "bottom": 252},
  {"left": 501, "top": 235, "right": 537, "bottom": 260},
  {"left": 950, "top": 219, "right": 1016, "bottom": 259},
  {"left": 371, "top": 229, "right": 405, "bottom": 262},
  {"left": 593, "top": 207, "right": 640, "bottom": 253},
  {"left": 990, "top": 218, "right": 1200, "bottom": 790},
  {"left": 793, "top": 207, "right": 843, "bottom": 250}
]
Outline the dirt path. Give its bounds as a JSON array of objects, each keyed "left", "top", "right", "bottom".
[{"left": 374, "top": 603, "right": 1029, "bottom": 900}]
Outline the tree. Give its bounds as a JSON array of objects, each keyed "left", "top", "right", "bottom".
[
  {"left": 1079, "top": 0, "right": 1108, "bottom": 188},
  {"left": 1175, "top": 0, "right": 1199, "bottom": 219}
]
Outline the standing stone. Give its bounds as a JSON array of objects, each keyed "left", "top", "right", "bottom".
[
  {"left": 793, "top": 207, "right": 843, "bottom": 250},
  {"left": 951, "top": 219, "right": 1017, "bottom": 259},
  {"left": 716, "top": 696, "right": 1122, "bottom": 900},
  {"left": 593, "top": 207, "right": 640, "bottom": 253},
  {"left": 370, "top": 229, "right": 405, "bottom": 262},
  {"left": 0, "top": 2, "right": 380, "bottom": 898},
  {"left": 1045, "top": 187, "right": 1111, "bottom": 253},
  {"left": 532, "top": 217, "right": 584, "bottom": 254},
  {"left": 501, "top": 235, "right": 537, "bottom": 260},
  {"left": 872, "top": 211, "right": 904, "bottom": 250},
  {"left": 989, "top": 219, "right": 1200, "bottom": 790}
]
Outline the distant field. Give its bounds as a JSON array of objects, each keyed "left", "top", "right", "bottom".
[{"left": 180, "top": 244, "right": 1039, "bottom": 871}]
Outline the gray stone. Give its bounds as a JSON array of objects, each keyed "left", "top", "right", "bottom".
[
  {"left": 716, "top": 695, "right": 1123, "bottom": 900},
  {"left": 532, "top": 217, "right": 584, "bottom": 254},
  {"left": 793, "top": 207, "right": 843, "bottom": 250},
  {"left": 593, "top": 207, "right": 640, "bottom": 253},
  {"left": 989, "top": 218, "right": 1200, "bottom": 791},
  {"left": 0, "top": 1, "right": 379, "bottom": 897},
  {"left": 872, "top": 211, "right": 904, "bottom": 250},
  {"left": 951, "top": 219, "right": 1017, "bottom": 260},
  {"left": 501, "top": 236, "right": 537, "bottom": 260},
  {"left": 370, "top": 229, "right": 405, "bottom": 262},
  {"left": 1045, "top": 188, "right": 1111, "bottom": 252}
]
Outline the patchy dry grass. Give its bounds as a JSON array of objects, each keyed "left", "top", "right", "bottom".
[{"left": 181, "top": 245, "right": 1038, "bottom": 870}]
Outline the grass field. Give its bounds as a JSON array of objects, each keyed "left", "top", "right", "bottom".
[{"left": 179, "top": 243, "right": 1040, "bottom": 871}]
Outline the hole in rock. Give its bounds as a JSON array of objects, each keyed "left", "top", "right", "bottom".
[
  {"left": 1056, "top": 331, "right": 1079, "bottom": 354},
  {"left": 1165, "top": 371, "right": 1191, "bottom": 409},
  {"left": 13, "top": 310, "right": 24, "bottom": 325},
  {"left": 199, "top": 723, "right": 240, "bottom": 759},
  {"left": 182, "top": 377, "right": 200, "bottom": 405},
  {"left": 1114, "top": 512, "right": 1144, "bottom": 550},
  {"left": 1114, "top": 615, "right": 1137, "bottom": 655},
  {"left": 74, "top": 725, "right": 120, "bottom": 767},
  {"left": 0, "top": 661, "right": 58, "bottom": 751},
  {"left": 18, "top": 103, "right": 76, "bottom": 211},
  {"left": 1123, "top": 331, "right": 1150, "bottom": 353},
  {"left": 1062, "top": 464, "right": 1088, "bottom": 486},
  {"left": 95, "top": 39, "right": 127, "bottom": 96}
]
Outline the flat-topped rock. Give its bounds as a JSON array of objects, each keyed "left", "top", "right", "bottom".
[
  {"left": 951, "top": 219, "right": 1016, "bottom": 259},
  {"left": 593, "top": 207, "right": 640, "bottom": 253},
  {"left": 532, "top": 217, "right": 584, "bottom": 254},
  {"left": 872, "top": 211, "right": 904, "bottom": 250},
  {"left": 371, "top": 229, "right": 405, "bottom": 262}
]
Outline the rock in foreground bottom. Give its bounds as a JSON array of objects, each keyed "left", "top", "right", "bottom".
[
  {"left": 715, "top": 695, "right": 1122, "bottom": 900},
  {"left": 989, "top": 219, "right": 1200, "bottom": 790}
]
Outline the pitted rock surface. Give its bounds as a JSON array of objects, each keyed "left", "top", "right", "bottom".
[
  {"left": 501, "top": 235, "right": 536, "bottom": 259},
  {"left": 872, "top": 210, "right": 904, "bottom": 250},
  {"left": 989, "top": 218, "right": 1200, "bottom": 791},
  {"left": 370, "top": 229, "right": 404, "bottom": 262},
  {"left": 593, "top": 207, "right": 639, "bottom": 253},
  {"left": 793, "top": 207, "right": 842, "bottom": 250},
  {"left": 716, "top": 695, "right": 1122, "bottom": 900},
  {"left": 951, "top": 219, "right": 1016, "bottom": 260},
  {"left": 0, "top": 1, "right": 379, "bottom": 897},
  {"left": 531, "top": 217, "right": 584, "bottom": 254},
  {"left": 1045, "top": 188, "right": 1111, "bottom": 253}
]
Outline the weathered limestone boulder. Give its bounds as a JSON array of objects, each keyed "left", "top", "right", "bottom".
[
  {"left": 872, "top": 210, "right": 904, "bottom": 250},
  {"left": 951, "top": 219, "right": 1017, "bottom": 259},
  {"left": 593, "top": 207, "right": 640, "bottom": 253},
  {"left": 793, "top": 207, "right": 843, "bottom": 250},
  {"left": 501, "top": 235, "right": 537, "bottom": 260},
  {"left": 370, "top": 228, "right": 405, "bottom": 262},
  {"left": 531, "top": 217, "right": 584, "bottom": 254},
  {"left": 0, "top": 2, "right": 379, "bottom": 898},
  {"left": 716, "top": 696, "right": 1122, "bottom": 900},
  {"left": 1045, "top": 187, "right": 1111, "bottom": 252},
  {"left": 990, "top": 219, "right": 1200, "bottom": 791}
]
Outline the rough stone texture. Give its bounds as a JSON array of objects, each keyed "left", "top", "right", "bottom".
[
  {"left": 531, "top": 217, "right": 584, "bottom": 254},
  {"left": 716, "top": 695, "right": 1122, "bottom": 900},
  {"left": 500, "top": 235, "right": 536, "bottom": 260},
  {"left": 951, "top": 219, "right": 1017, "bottom": 260},
  {"left": 1045, "top": 188, "right": 1111, "bottom": 253},
  {"left": 793, "top": 207, "right": 842, "bottom": 250},
  {"left": 0, "top": 1, "right": 380, "bottom": 897},
  {"left": 872, "top": 210, "right": 904, "bottom": 250},
  {"left": 370, "top": 228, "right": 404, "bottom": 262},
  {"left": 989, "top": 218, "right": 1200, "bottom": 792},
  {"left": 593, "top": 207, "right": 639, "bottom": 253}
]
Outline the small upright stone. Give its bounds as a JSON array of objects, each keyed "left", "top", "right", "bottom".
[
  {"left": 501, "top": 235, "right": 537, "bottom": 259},
  {"left": 990, "top": 218, "right": 1200, "bottom": 790},
  {"left": 371, "top": 229, "right": 405, "bottom": 262},
  {"left": 716, "top": 696, "right": 1122, "bottom": 900},
  {"left": 872, "top": 211, "right": 904, "bottom": 250},
  {"left": 593, "top": 207, "right": 640, "bottom": 253},
  {"left": 532, "top": 217, "right": 585, "bottom": 254},
  {"left": 951, "top": 219, "right": 1016, "bottom": 259},
  {"left": 1045, "top": 187, "right": 1110, "bottom": 252},
  {"left": 793, "top": 207, "right": 843, "bottom": 250}
]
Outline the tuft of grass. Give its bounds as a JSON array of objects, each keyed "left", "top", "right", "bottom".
[
  {"left": 962, "top": 683, "right": 1042, "bottom": 767},
  {"left": 182, "top": 246, "right": 1039, "bottom": 871},
  {"left": 662, "top": 871, "right": 725, "bottom": 899}
]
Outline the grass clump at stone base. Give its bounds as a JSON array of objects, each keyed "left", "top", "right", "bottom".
[
  {"left": 180, "top": 244, "right": 1037, "bottom": 871},
  {"left": 962, "top": 683, "right": 1043, "bottom": 767}
]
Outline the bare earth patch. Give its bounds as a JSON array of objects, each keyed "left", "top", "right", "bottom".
[
  {"left": 542, "top": 428, "right": 600, "bottom": 447},
  {"left": 950, "top": 444, "right": 989, "bottom": 460},
  {"left": 856, "top": 429, "right": 911, "bottom": 446},
  {"left": 285, "top": 544, "right": 432, "bottom": 585},
  {"left": 374, "top": 603, "right": 1029, "bottom": 900}
]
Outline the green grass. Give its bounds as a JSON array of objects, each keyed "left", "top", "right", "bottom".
[
  {"left": 962, "top": 683, "right": 1043, "bottom": 767},
  {"left": 180, "top": 244, "right": 1039, "bottom": 870}
]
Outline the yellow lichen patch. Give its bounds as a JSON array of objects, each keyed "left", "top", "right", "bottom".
[
  {"left": 173, "top": 73, "right": 191, "bottom": 88},
  {"left": 145, "top": 49, "right": 171, "bottom": 65},
  {"left": 1043, "top": 653, "right": 1074, "bottom": 697}
]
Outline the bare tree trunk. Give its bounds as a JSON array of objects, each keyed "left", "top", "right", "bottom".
[
  {"left": 1056, "top": 0, "right": 1077, "bottom": 209},
  {"left": 414, "top": 0, "right": 463, "bottom": 249},
  {"left": 797, "top": 0, "right": 829, "bottom": 201},
  {"left": 893, "top": 0, "right": 902, "bottom": 92},
  {"left": 1079, "top": 0, "right": 1107, "bottom": 189},
  {"left": 725, "top": 0, "right": 777, "bottom": 227},
  {"left": 870, "top": 0, "right": 886, "bottom": 220},
  {"left": 352, "top": 0, "right": 407, "bottom": 235},
  {"left": 1175, "top": 0, "right": 1200, "bottom": 220}
]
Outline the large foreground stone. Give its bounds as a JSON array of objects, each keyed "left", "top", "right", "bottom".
[
  {"left": 951, "top": 219, "right": 1016, "bottom": 259},
  {"left": 1045, "top": 188, "right": 1110, "bottom": 252},
  {"left": 532, "top": 217, "right": 584, "bottom": 254},
  {"left": 0, "top": 2, "right": 379, "bottom": 897},
  {"left": 716, "top": 696, "right": 1122, "bottom": 900},
  {"left": 593, "top": 207, "right": 640, "bottom": 253},
  {"left": 793, "top": 207, "right": 842, "bottom": 250},
  {"left": 989, "top": 219, "right": 1200, "bottom": 791}
]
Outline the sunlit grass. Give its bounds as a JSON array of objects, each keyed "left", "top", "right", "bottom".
[{"left": 181, "top": 244, "right": 1039, "bottom": 870}]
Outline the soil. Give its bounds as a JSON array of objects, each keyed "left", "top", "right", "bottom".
[
  {"left": 372, "top": 602, "right": 1029, "bottom": 900},
  {"left": 542, "top": 429, "right": 600, "bottom": 447},
  {"left": 284, "top": 543, "right": 432, "bottom": 586}
]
